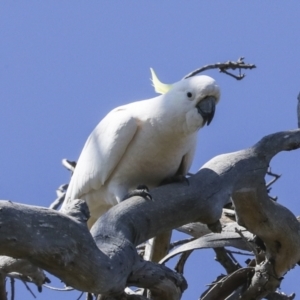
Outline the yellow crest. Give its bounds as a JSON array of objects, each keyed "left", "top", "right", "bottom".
[{"left": 150, "top": 68, "right": 173, "bottom": 94}]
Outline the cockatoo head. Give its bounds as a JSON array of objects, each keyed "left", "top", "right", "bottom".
[{"left": 150, "top": 69, "right": 220, "bottom": 132}]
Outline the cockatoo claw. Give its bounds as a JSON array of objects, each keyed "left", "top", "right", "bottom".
[{"left": 122, "top": 185, "right": 153, "bottom": 201}]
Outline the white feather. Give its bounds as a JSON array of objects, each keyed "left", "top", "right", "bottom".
[{"left": 62, "top": 74, "right": 221, "bottom": 227}]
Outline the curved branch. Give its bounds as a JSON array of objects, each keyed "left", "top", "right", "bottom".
[
  {"left": 0, "top": 256, "right": 48, "bottom": 290},
  {"left": 0, "top": 200, "right": 186, "bottom": 299},
  {"left": 183, "top": 57, "right": 256, "bottom": 80},
  {"left": 0, "top": 129, "right": 299, "bottom": 298}
]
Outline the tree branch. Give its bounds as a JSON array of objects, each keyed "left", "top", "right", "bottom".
[
  {"left": 213, "top": 248, "right": 240, "bottom": 274},
  {"left": 0, "top": 256, "right": 48, "bottom": 290},
  {"left": 183, "top": 57, "right": 256, "bottom": 80},
  {"left": 0, "top": 129, "right": 299, "bottom": 298},
  {"left": 297, "top": 92, "right": 300, "bottom": 128},
  {"left": 0, "top": 272, "right": 7, "bottom": 300}
]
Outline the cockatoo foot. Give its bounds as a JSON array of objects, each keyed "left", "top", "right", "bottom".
[
  {"left": 122, "top": 185, "right": 153, "bottom": 201},
  {"left": 160, "top": 175, "right": 190, "bottom": 186}
]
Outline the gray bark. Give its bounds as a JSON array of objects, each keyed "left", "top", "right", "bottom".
[
  {"left": 0, "top": 129, "right": 299, "bottom": 299},
  {"left": 0, "top": 256, "right": 47, "bottom": 287}
]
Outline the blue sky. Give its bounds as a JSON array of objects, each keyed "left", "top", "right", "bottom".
[{"left": 1, "top": 2, "right": 300, "bottom": 299}]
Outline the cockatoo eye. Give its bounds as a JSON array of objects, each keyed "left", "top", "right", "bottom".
[{"left": 187, "top": 92, "right": 193, "bottom": 98}]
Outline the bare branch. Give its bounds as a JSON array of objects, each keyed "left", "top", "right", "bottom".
[
  {"left": 21, "top": 280, "right": 36, "bottom": 298},
  {"left": 43, "top": 284, "right": 73, "bottom": 291},
  {"left": 233, "top": 186, "right": 300, "bottom": 278},
  {"left": 127, "top": 261, "right": 186, "bottom": 300},
  {"left": 86, "top": 293, "right": 93, "bottom": 300},
  {"left": 0, "top": 256, "right": 48, "bottom": 290},
  {"left": 234, "top": 228, "right": 259, "bottom": 258},
  {"left": 297, "top": 92, "right": 300, "bottom": 128},
  {"left": 0, "top": 273, "right": 7, "bottom": 300},
  {"left": 176, "top": 209, "right": 237, "bottom": 239},
  {"left": 174, "top": 251, "right": 192, "bottom": 274},
  {"left": 161, "top": 223, "right": 254, "bottom": 264},
  {"left": 0, "top": 129, "right": 299, "bottom": 298},
  {"left": 183, "top": 57, "right": 256, "bottom": 80},
  {"left": 143, "top": 231, "right": 172, "bottom": 263},
  {"left": 200, "top": 268, "right": 254, "bottom": 300},
  {"left": 239, "top": 261, "right": 281, "bottom": 300},
  {"left": 266, "top": 168, "right": 281, "bottom": 189},
  {"left": 214, "top": 248, "right": 240, "bottom": 274},
  {"left": 10, "top": 278, "right": 14, "bottom": 300},
  {"left": 226, "top": 250, "right": 253, "bottom": 257},
  {"left": 177, "top": 222, "right": 211, "bottom": 238},
  {"left": 169, "top": 238, "right": 195, "bottom": 251},
  {"left": 75, "top": 292, "right": 83, "bottom": 300},
  {"left": 0, "top": 200, "right": 186, "bottom": 298}
]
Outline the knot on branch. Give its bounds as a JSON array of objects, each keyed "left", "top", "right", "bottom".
[
  {"left": 60, "top": 198, "right": 90, "bottom": 224},
  {"left": 241, "top": 261, "right": 281, "bottom": 299}
]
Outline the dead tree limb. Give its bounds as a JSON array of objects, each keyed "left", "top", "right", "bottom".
[
  {"left": 0, "top": 129, "right": 299, "bottom": 299},
  {"left": 183, "top": 57, "right": 256, "bottom": 80},
  {"left": 0, "top": 256, "right": 48, "bottom": 291},
  {"left": 297, "top": 92, "right": 300, "bottom": 128}
]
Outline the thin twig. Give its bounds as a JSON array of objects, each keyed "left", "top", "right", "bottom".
[
  {"left": 43, "top": 284, "right": 74, "bottom": 291},
  {"left": 214, "top": 248, "right": 241, "bottom": 274},
  {"left": 297, "top": 92, "right": 300, "bottom": 128},
  {"left": 220, "top": 68, "right": 246, "bottom": 80},
  {"left": 10, "top": 278, "right": 15, "bottom": 300},
  {"left": 74, "top": 291, "right": 83, "bottom": 300},
  {"left": 174, "top": 250, "right": 193, "bottom": 274},
  {"left": 266, "top": 168, "right": 281, "bottom": 188},
  {"left": 169, "top": 237, "right": 195, "bottom": 251},
  {"left": 183, "top": 57, "right": 256, "bottom": 80},
  {"left": 268, "top": 195, "right": 278, "bottom": 202},
  {"left": 86, "top": 293, "right": 94, "bottom": 300},
  {"left": 0, "top": 274, "right": 7, "bottom": 300},
  {"left": 234, "top": 228, "right": 258, "bottom": 258},
  {"left": 226, "top": 249, "right": 254, "bottom": 257},
  {"left": 21, "top": 281, "right": 36, "bottom": 298},
  {"left": 266, "top": 167, "right": 281, "bottom": 201},
  {"left": 226, "top": 250, "right": 240, "bottom": 265}
]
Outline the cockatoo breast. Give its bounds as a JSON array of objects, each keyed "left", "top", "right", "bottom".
[{"left": 63, "top": 73, "right": 220, "bottom": 228}]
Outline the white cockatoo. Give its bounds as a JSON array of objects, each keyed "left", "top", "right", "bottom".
[{"left": 62, "top": 69, "right": 220, "bottom": 227}]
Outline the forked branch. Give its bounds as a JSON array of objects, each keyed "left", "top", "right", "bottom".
[
  {"left": 0, "top": 129, "right": 299, "bottom": 299},
  {"left": 183, "top": 57, "right": 256, "bottom": 80}
]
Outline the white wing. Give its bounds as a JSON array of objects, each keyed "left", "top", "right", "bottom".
[
  {"left": 176, "top": 137, "right": 196, "bottom": 176},
  {"left": 65, "top": 107, "right": 139, "bottom": 201}
]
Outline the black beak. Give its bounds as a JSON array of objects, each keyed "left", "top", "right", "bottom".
[{"left": 196, "top": 96, "right": 216, "bottom": 126}]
